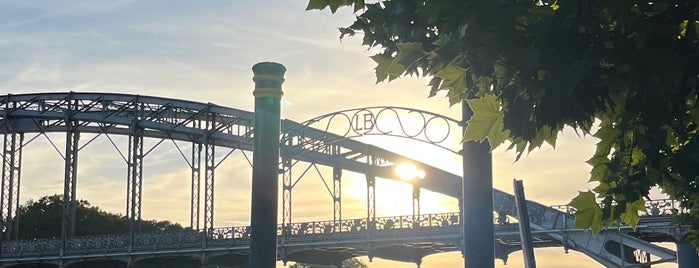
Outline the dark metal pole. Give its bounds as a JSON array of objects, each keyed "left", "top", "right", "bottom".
[
  {"left": 250, "top": 62, "right": 286, "bottom": 268},
  {"left": 513, "top": 179, "right": 536, "bottom": 268},
  {"left": 462, "top": 100, "right": 494, "bottom": 268},
  {"left": 677, "top": 240, "right": 699, "bottom": 268}
]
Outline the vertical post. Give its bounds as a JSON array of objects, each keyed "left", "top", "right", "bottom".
[
  {"left": 365, "top": 157, "right": 377, "bottom": 261},
  {"left": 412, "top": 185, "right": 420, "bottom": 227},
  {"left": 203, "top": 106, "right": 216, "bottom": 235},
  {"left": 366, "top": 157, "right": 376, "bottom": 228},
  {"left": 250, "top": 62, "right": 286, "bottom": 268},
  {"left": 462, "top": 100, "right": 494, "bottom": 268},
  {"left": 281, "top": 135, "right": 293, "bottom": 235},
  {"left": 333, "top": 166, "right": 342, "bottom": 230},
  {"left": 191, "top": 142, "right": 202, "bottom": 230},
  {"left": 281, "top": 158, "right": 292, "bottom": 230},
  {"left": 513, "top": 179, "right": 536, "bottom": 268},
  {"left": 203, "top": 141, "right": 215, "bottom": 232},
  {"left": 127, "top": 127, "right": 144, "bottom": 235},
  {"left": 677, "top": 240, "right": 699, "bottom": 268},
  {"left": 2, "top": 133, "right": 23, "bottom": 240},
  {"left": 62, "top": 108, "right": 79, "bottom": 244}
]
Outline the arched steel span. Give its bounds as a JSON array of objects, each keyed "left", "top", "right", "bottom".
[
  {"left": 292, "top": 106, "right": 463, "bottom": 154},
  {"left": 0, "top": 92, "right": 683, "bottom": 267},
  {"left": 279, "top": 105, "right": 681, "bottom": 267},
  {"left": 0, "top": 92, "right": 467, "bottom": 244},
  {"left": 0, "top": 91, "right": 258, "bottom": 240}
]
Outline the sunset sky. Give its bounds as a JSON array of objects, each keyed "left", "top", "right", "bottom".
[{"left": 0, "top": 1, "right": 674, "bottom": 267}]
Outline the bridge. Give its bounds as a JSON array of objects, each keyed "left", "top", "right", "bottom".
[
  {"left": 0, "top": 208, "right": 687, "bottom": 268},
  {"left": 0, "top": 90, "right": 694, "bottom": 267}
]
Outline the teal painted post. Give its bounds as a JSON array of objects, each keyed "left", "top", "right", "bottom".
[
  {"left": 250, "top": 62, "right": 286, "bottom": 268},
  {"left": 677, "top": 241, "right": 699, "bottom": 268},
  {"left": 462, "top": 100, "right": 494, "bottom": 268}
]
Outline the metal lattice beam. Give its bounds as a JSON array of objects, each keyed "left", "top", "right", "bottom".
[
  {"left": 204, "top": 141, "right": 215, "bottom": 232},
  {"left": 1, "top": 133, "right": 22, "bottom": 240},
  {"left": 333, "top": 166, "right": 342, "bottom": 229},
  {"left": 366, "top": 157, "right": 376, "bottom": 228},
  {"left": 282, "top": 158, "right": 292, "bottom": 231},
  {"left": 127, "top": 127, "right": 144, "bottom": 234},
  {"left": 191, "top": 142, "right": 202, "bottom": 230},
  {"left": 412, "top": 185, "right": 420, "bottom": 224},
  {"left": 62, "top": 121, "right": 79, "bottom": 239}
]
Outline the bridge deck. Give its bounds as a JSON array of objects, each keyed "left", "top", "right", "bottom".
[{"left": 0, "top": 212, "right": 681, "bottom": 267}]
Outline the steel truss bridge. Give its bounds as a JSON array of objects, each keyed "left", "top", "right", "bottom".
[{"left": 0, "top": 92, "right": 691, "bottom": 267}]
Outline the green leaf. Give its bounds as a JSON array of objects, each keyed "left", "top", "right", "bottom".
[
  {"left": 569, "top": 191, "right": 603, "bottom": 233},
  {"left": 435, "top": 64, "right": 467, "bottom": 93},
  {"left": 586, "top": 155, "right": 611, "bottom": 166},
  {"left": 476, "top": 76, "right": 492, "bottom": 91},
  {"left": 589, "top": 164, "right": 609, "bottom": 182},
  {"left": 593, "top": 182, "right": 616, "bottom": 196},
  {"left": 630, "top": 148, "right": 646, "bottom": 166},
  {"left": 306, "top": 0, "right": 359, "bottom": 13},
  {"left": 352, "top": 0, "right": 365, "bottom": 12},
  {"left": 447, "top": 87, "right": 464, "bottom": 106},
  {"left": 621, "top": 199, "right": 646, "bottom": 229},
  {"left": 428, "top": 77, "right": 442, "bottom": 97},
  {"left": 392, "top": 43, "right": 428, "bottom": 71},
  {"left": 593, "top": 123, "right": 618, "bottom": 156},
  {"left": 339, "top": 27, "right": 355, "bottom": 39},
  {"left": 371, "top": 53, "right": 395, "bottom": 83},
  {"left": 463, "top": 94, "right": 511, "bottom": 149},
  {"left": 306, "top": 0, "right": 329, "bottom": 11}
]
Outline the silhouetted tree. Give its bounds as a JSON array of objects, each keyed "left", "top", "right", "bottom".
[
  {"left": 289, "top": 258, "right": 368, "bottom": 268},
  {"left": 14, "top": 194, "right": 181, "bottom": 239}
]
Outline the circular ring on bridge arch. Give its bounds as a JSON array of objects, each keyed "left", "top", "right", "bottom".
[{"left": 291, "top": 106, "right": 462, "bottom": 155}]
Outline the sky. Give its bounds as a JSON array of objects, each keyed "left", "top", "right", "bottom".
[{"left": 0, "top": 1, "right": 675, "bottom": 267}]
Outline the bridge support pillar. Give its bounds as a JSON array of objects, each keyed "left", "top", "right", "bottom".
[
  {"left": 203, "top": 140, "right": 215, "bottom": 233},
  {"left": 190, "top": 142, "right": 202, "bottom": 230},
  {"left": 281, "top": 157, "right": 292, "bottom": 230},
  {"left": 412, "top": 184, "right": 420, "bottom": 225},
  {"left": 1, "top": 132, "right": 23, "bottom": 240},
  {"left": 366, "top": 157, "right": 376, "bottom": 228},
  {"left": 461, "top": 100, "right": 494, "bottom": 268},
  {"left": 333, "top": 166, "right": 342, "bottom": 230},
  {"left": 677, "top": 240, "right": 699, "bottom": 268},
  {"left": 126, "top": 126, "right": 144, "bottom": 235},
  {"left": 62, "top": 119, "right": 79, "bottom": 240},
  {"left": 366, "top": 156, "right": 377, "bottom": 259},
  {"left": 250, "top": 62, "right": 286, "bottom": 268}
]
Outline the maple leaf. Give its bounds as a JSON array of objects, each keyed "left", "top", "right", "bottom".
[
  {"left": 463, "top": 94, "right": 510, "bottom": 149},
  {"left": 621, "top": 199, "right": 646, "bottom": 230},
  {"left": 569, "top": 191, "right": 603, "bottom": 233}
]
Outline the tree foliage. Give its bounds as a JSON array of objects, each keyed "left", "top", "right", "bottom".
[
  {"left": 307, "top": 0, "right": 699, "bottom": 244},
  {"left": 14, "top": 195, "right": 181, "bottom": 239},
  {"left": 289, "top": 258, "right": 368, "bottom": 268}
]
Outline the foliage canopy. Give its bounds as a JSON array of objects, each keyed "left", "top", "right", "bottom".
[
  {"left": 289, "top": 258, "right": 368, "bottom": 268},
  {"left": 307, "top": 0, "right": 699, "bottom": 244},
  {"left": 12, "top": 195, "right": 181, "bottom": 239}
]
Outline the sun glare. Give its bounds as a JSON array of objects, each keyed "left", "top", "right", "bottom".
[{"left": 395, "top": 162, "right": 424, "bottom": 181}]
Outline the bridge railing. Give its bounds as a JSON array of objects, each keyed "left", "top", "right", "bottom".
[
  {"left": 550, "top": 198, "right": 685, "bottom": 217},
  {"left": 1, "top": 203, "right": 682, "bottom": 260},
  {"left": 282, "top": 212, "right": 461, "bottom": 237},
  {"left": 1, "top": 237, "right": 61, "bottom": 257},
  {"left": 66, "top": 233, "right": 131, "bottom": 255},
  {"left": 0, "top": 213, "right": 462, "bottom": 259}
]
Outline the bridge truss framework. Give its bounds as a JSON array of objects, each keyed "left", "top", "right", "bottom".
[{"left": 0, "top": 91, "right": 694, "bottom": 267}]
